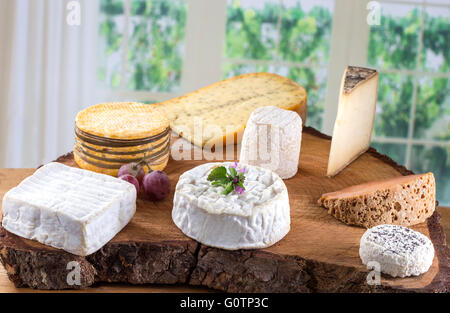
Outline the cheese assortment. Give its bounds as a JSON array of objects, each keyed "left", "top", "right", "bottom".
[
  {"left": 359, "top": 224, "right": 434, "bottom": 278},
  {"left": 172, "top": 162, "right": 290, "bottom": 250},
  {"left": 318, "top": 173, "right": 436, "bottom": 228},
  {"left": 157, "top": 73, "right": 307, "bottom": 147},
  {"left": 1, "top": 162, "right": 137, "bottom": 256},
  {"left": 74, "top": 102, "right": 170, "bottom": 176},
  {"left": 0, "top": 69, "right": 442, "bottom": 288},
  {"left": 327, "top": 66, "right": 379, "bottom": 177},
  {"left": 239, "top": 106, "right": 302, "bottom": 179}
]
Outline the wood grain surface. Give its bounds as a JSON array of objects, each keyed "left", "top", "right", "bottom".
[
  {"left": 0, "top": 128, "right": 448, "bottom": 292},
  {"left": 0, "top": 206, "right": 447, "bottom": 293}
]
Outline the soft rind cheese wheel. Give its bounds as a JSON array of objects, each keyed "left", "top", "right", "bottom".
[
  {"left": 76, "top": 102, "right": 169, "bottom": 140},
  {"left": 359, "top": 224, "right": 434, "bottom": 278},
  {"left": 172, "top": 162, "right": 290, "bottom": 250}
]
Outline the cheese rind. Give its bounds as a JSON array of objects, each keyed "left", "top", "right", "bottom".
[
  {"left": 1, "top": 163, "right": 137, "bottom": 256},
  {"left": 239, "top": 106, "right": 302, "bottom": 179},
  {"left": 157, "top": 73, "right": 307, "bottom": 147},
  {"left": 172, "top": 162, "right": 290, "bottom": 250},
  {"left": 318, "top": 173, "right": 435, "bottom": 228},
  {"left": 327, "top": 66, "right": 379, "bottom": 177},
  {"left": 359, "top": 224, "right": 434, "bottom": 278},
  {"left": 75, "top": 102, "right": 169, "bottom": 140},
  {"left": 74, "top": 102, "right": 170, "bottom": 175}
]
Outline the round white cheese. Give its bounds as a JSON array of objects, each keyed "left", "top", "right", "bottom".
[
  {"left": 359, "top": 224, "right": 434, "bottom": 278},
  {"left": 172, "top": 162, "right": 290, "bottom": 250},
  {"left": 239, "top": 106, "right": 302, "bottom": 179}
]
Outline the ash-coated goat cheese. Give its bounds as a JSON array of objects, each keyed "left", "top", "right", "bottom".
[
  {"left": 1, "top": 162, "right": 136, "bottom": 256},
  {"left": 359, "top": 224, "right": 434, "bottom": 278},
  {"left": 172, "top": 162, "right": 290, "bottom": 250},
  {"left": 239, "top": 106, "right": 302, "bottom": 179}
]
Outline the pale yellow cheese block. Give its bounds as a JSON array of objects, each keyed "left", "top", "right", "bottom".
[{"left": 156, "top": 73, "right": 307, "bottom": 147}]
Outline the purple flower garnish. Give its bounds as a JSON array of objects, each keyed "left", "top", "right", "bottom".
[
  {"left": 235, "top": 186, "right": 245, "bottom": 194},
  {"left": 233, "top": 162, "right": 246, "bottom": 173}
]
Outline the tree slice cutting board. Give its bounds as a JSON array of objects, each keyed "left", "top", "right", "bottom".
[{"left": 0, "top": 127, "right": 448, "bottom": 292}]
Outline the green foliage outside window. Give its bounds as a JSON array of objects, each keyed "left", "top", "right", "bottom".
[
  {"left": 368, "top": 7, "right": 449, "bottom": 204},
  {"left": 98, "top": 0, "right": 186, "bottom": 92},
  {"left": 224, "top": 0, "right": 333, "bottom": 130}
]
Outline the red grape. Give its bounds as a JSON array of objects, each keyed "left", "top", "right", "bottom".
[
  {"left": 119, "top": 174, "right": 140, "bottom": 194},
  {"left": 142, "top": 171, "right": 170, "bottom": 201},
  {"left": 118, "top": 162, "right": 145, "bottom": 183}
]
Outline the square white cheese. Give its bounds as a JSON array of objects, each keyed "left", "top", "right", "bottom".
[{"left": 1, "top": 162, "right": 136, "bottom": 256}]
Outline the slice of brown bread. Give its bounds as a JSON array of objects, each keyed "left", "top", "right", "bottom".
[{"left": 318, "top": 173, "right": 435, "bottom": 228}]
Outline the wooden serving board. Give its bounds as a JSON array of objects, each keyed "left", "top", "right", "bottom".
[{"left": 0, "top": 127, "right": 448, "bottom": 292}]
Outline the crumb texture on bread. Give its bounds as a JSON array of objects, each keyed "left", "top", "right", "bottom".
[{"left": 318, "top": 173, "right": 435, "bottom": 228}]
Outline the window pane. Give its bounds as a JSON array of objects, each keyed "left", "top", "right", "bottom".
[
  {"left": 414, "top": 76, "right": 450, "bottom": 140},
  {"left": 279, "top": 0, "right": 334, "bottom": 64},
  {"left": 371, "top": 142, "right": 407, "bottom": 165},
  {"left": 368, "top": 3, "right": 421, "bottom": 70},
  {"left": 225, "top": 0, "right": 280, "bottom": 60},
  {"left": 421, "top": 6, "right": 450, "bottom": 73},
  {"left": 410, "top": 144, "right": 450, "bottom": 206},
  {"left": 285, "top": 67, "right": 327, "bottom": 130},
  {"left": 98, "top": 0, "right": 125, "bottom": 89},
  {"left": 126, "top": 0, "right": 187, "bottom": 92},
  {"left": 374, "top": 73, "right": 413, "bottom": 138},
  {"left": 222, "top": 62, "right": 269, "bottom": 78}
]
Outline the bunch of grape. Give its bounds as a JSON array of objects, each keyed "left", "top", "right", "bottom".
[{"left": 117, "top": 162, "right": 170, "bottom": 201}]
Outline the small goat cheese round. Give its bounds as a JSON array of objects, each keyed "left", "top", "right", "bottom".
[
  {"left": 239, "top": 106, "right": 302, "bottom": 179},
  {"left": 172, "top": 162, "right": 290, "bottom": 250},
  {"left": 359, "top": 224, "right": 434, "bottom": 278}
]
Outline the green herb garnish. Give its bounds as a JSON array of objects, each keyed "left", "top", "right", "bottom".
[{"left": 207, "top": 162, "right": 246, "bottom": 195}]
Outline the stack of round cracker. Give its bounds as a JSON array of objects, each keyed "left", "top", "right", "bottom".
[{"left": 74, "top": 102, "right": 170, "bottom": 176}]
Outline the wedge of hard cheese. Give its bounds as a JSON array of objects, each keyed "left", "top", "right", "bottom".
[
  {"left": 318, "top": 173, "right": 435, "bottom": 228},
  {"left": 157, "top": 73, "right": 307, "bottom": 147},
  {"left": 327, "top": 66, "right": 379, "bottom": 177}
]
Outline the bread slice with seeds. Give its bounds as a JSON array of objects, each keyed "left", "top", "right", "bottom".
[{"left": 318, "top": 173, "right": 435, "bottom": 228}]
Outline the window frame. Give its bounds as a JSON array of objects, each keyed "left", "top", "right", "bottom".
[{"left": 347, "top": 0, "right": 450, "bottom": 170}]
